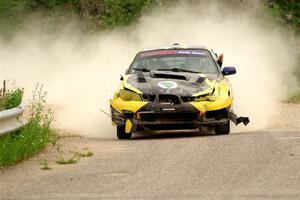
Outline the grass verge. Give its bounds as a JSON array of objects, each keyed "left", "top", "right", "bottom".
[
  {"left": 40, "top": 159, "right": 52, "bottom": 170},
  {"left": 288, "top": 87, "right": 300, "bottom": 103},
  {"left": 75, "top": 151, "right": 94, "bottom": 158},
  {"left": 0, "top": 84, "right": 55, "bottom": 168},
  {"left": 55, "top": 150, "right": 94, "bottom": 165},
  {"left": 0, "top": 80, "right": 23, "bottom": 111},
  {"left": 56, "top": 156, "right": 80, "bottom": 165}
]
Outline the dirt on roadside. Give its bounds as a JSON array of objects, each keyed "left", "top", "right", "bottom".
[{"left": 272, "top": 103, "right": 300, "bottom": 130}]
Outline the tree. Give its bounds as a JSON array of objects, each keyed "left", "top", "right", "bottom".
[{"left": 80, "top": 0, "right": 105, "bottom": 19}]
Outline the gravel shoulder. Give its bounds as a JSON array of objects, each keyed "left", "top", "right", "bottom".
[{"left": 272, "top": 103, "right": 300, "bottom": 130}]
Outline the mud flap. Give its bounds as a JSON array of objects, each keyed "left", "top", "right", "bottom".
[{"left": 229, "top": 112, "right": 250, "bottom": 126}]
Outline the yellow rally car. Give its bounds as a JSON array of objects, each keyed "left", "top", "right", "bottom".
[{"left": 110, "top": 44, "right": 249, "bottom": 139}]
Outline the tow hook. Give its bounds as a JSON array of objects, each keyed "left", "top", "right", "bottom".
[{"left": 229, "top": 112, "right": 250, "bottom": 126}]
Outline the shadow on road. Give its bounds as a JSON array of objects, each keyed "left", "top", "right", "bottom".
[
  {"left": 132, "top": 129, "right": 215, "bottom": 140},
  {"left": 131, "top": 129, "right": 260, "bottom": 140}
]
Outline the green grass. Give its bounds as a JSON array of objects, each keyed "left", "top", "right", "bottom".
[
  {"left": 0, "top": 122, "right": 54, "bottom": 167},
  {"left": 55, "top": 150, "right": 94, "bottom": 165},
  {"left": 74, "top": 151, "right": 94, "bottom": 158},
  {"left": 1, "top": 88, "right": 24, "bottom": 110},
  {"left": 0, "top": 81, "right": 24, "bottom": 111},
  {"left": 56, "top": 156, "right": 79, "bottom": 165},
  {"left": 40, "top": 159, "right": 52, "bottom": 170},
  {"left": 289, "top": 89, "right": 300, "bottom": 103},
  {"left": 0, "top": 84, "right": 55, "bottom": 168}
]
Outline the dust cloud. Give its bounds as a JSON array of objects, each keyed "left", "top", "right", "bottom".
[{"left": 0, "top": 1, "right": 298, "bottom": 137}]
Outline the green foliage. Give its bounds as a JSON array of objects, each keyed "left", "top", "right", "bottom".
[
  {"left": 55, "top": 149, "right": 94, "bottom": 165},
  {"left": 56, "top": 156, "right": 79, "bottom": 165},
  {"left": 100, "top": 0, "right": 157, "bottom": 29},
  {"left": 265, "top": 0, "right": 300, "bottom": 34},
  {"left": 29, "top": 0, "right": 79, "bottom": 10},
  {"left": 0, "top": 84, "right": 55, "bottom": 167},
  {"left": 73, "top": 150, "right": 94, "bottom": 157},
  {"left": 263, "top": 1, "right": 300, "bottom": 83},
  {"left": 0, "top": 0, "right": 299, "bottom": 33},
  {"left": 2, "top": 89, "right": 24, "bottom": 110},
  {"left": 0, "top": 0, "right": 80, "bottom": 35},
  {"left": 40, "top": 159, "right": 52, "bottom": 170},
  {"left": 0, "top": 0, "right": 169, "bottom": 33},
  {"left": 289, "top": 86, "right": 300, "bottom": 103},
  {"left": 0, "top": 81, "right": 23, "bottom": 111},
  {"left": 0, "top": 0, "right": 28, "bottom": 19}
]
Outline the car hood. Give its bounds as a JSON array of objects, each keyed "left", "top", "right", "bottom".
[{"left": 125, "top": 71, "right": 220, "bottom": 97}]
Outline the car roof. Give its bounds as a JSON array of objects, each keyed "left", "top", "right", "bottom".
[{"left": 141, "top": 44, "right": 208, "bottom": 52}]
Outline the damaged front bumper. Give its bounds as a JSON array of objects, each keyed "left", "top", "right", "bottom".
[
  {"left": 111, "top": 103, "right": 250, "bottom": 134},
  {"left": 229, "top": 112, "right": 250, "bottom": 126}
]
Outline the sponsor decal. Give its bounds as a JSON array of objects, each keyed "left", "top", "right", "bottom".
[
  {"left": 158, "top": 81, "right": 178, "bottom": 89},
  {"left": 140, "top": 50, "right": 207, "bottom": 57},
  {"left": 140, "top": 50, "right": 177, "bottom": 57},
  {"left": 177, "top": 51, "right": 206, "bottom": 56},
  {"left": 163, "top": 108, "right": 176, "bottom": 111}
]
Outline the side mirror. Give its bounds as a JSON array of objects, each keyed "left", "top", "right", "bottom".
[
  {"left": 120, "top": 75, "right": 124, "bottom": 81},
  {"left": 222, "top": 67, "right": 236, "bottom": 76}
]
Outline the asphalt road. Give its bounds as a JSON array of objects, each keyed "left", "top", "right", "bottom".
[{"left": 0, "top": 105, "right": 300, "bottom": 200}]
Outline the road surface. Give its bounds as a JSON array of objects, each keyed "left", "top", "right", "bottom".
[{"left": 0, "top": 104, "right": 299, "bottom": 200}]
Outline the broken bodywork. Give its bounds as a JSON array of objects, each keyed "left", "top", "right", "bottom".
[{"left": 109, "top": 45, "right": 249, "bottom": 139}]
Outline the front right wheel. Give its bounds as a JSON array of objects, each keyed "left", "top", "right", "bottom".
[
  {"left": 117, "top": 126, "right": 132, "bottom": 139},
  {"left": 215, "top": 121, "right": 230, "bottom": 135}
]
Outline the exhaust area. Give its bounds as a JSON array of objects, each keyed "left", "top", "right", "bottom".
[{"left": 0, "top": 2, "right": 298, "bottom": 137}]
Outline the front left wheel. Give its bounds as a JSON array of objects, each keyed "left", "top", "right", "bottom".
[
  {"left": 214, "top": 109, "right": 230, "bottom": 135},
  {"left": 117, "top": 126, "right": 132, "bottom": 139}
]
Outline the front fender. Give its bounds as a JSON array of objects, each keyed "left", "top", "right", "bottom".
[
  {"left": 189, "top": 97, "right": 233, "bottom": 113},
  {"left": 110, "top": 98, "right": 148, "bottom": 114}
]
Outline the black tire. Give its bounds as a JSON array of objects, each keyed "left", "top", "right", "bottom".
[
  {"left": 117, "top": 126, "right": 132, "bottom": 139},
  {"left": 215, "top": 121, "right": 230, "bottom": 135},
  {"left": 214, "top": 109, "right": 230, "bottom": 135}
]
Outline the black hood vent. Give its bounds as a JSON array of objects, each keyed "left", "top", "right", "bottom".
[
  {"left": 195, "top": 77, "right": 205, "bottom": 84},
  {"left": 137, "top": 71, "right": 147, "bottom": 83},
  {"left": 152, "top": 73, "right": 187, "bottom": 80}
]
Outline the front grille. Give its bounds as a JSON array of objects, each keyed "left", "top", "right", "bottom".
[
  {"left": 142, "top": 94, "right": 197, "bottom": 103},
  {"left": 158, "top": 95, "right": 180, "bottom": 105},
  {"left": 181, "top": 96, "right": 197, "bottom": 102},
  {"left": 142, "top": 94, "right": 156, "bottom": 101},
  {"left": 139, "top": 112, "right": 198, "bottom": 122}
]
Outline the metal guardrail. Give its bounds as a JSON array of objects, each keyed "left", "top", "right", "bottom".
[{"left": 0, "top": 105, "right": 26, "bottom": 136}]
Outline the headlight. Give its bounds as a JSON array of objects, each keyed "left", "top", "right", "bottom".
[{"left": 118, "top": 89, "right": 142, "bottom": 101}]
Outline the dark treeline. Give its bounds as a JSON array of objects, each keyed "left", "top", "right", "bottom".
[
  {"left": 0, "top": 0, "right": 299, "bottom": 32},
  {"left": 265, "top": 0, "right": 300, "bottom": 33}
]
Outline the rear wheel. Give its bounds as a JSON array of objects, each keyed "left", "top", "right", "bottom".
[
  {"left": 117, "top": 126, "right": 132, "bottom": 139},
  {"left": 214, "top": 109, "right": 230, "bottom": 135}
]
